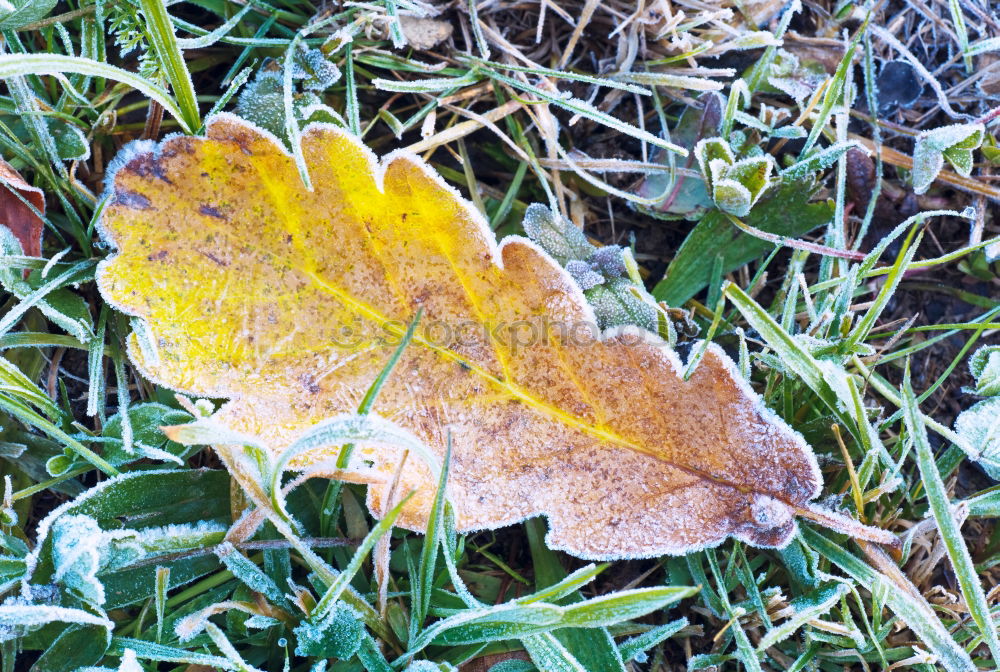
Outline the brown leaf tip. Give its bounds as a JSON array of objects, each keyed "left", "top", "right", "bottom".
[{"left": 0, "top": 157, "right": 46, "bottom": 259}]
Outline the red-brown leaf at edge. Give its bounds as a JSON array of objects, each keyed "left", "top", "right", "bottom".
[{"left": 0, "top": 157, "right": 45, "bottom": 262}]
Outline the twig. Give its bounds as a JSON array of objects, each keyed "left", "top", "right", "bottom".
[{"left": 725, "top": 213, "right": 867, "bottom": 260}]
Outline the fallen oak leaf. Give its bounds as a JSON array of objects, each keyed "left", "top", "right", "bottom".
[
  {"left": 0, "top": 156, "right": 45, "bottom": 259},
  {"left": 96, "top": 114, "right": 893, "bottom": 559}
]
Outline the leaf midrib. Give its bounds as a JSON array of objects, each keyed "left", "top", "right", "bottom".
[
  {"left": 239, "top": 142, "right": 772, "bottom": 504},
  {"left": 305, "top": 268, "right": 756, "bottom": 496}
]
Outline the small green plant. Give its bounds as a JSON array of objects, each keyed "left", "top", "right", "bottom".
[{"left": 912, "top": 123, "right": 985, "bottom": 194}]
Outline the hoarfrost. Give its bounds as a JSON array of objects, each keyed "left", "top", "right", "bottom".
[
  {"left": 520, "top": 204, "right": 595, "bottom": 265},
  {"left": 588, "top": 245, "right": 627, "bottom": 278},
  {"left": 565, "top": 260, "right": 604, "bottom": 290},
  {"left": 968, "top": 345, "right": 1000, "bottom": 397},
  {"left": 768, "top": 49, "right": 824, "bottom": 105},
  {"left": 235, "top": 61, "right": 341, "bottom": 146},
  {"left": 0, "top": 598, "right": 113, "bottom": 642},
  {"left": 52, "top": 515, "right": 140, "bottom": 606},
  {"left": 584, "top": 278, "right": 657, "bottom": 332},
  {"left": 694, "top": 137, "right": 775, "bottom": 216},
  {"left": 404, "top": 661, "right": 458, "bottom": 671},
  {"left": 955, "top": 344, "right": 1000, "bottom": 478},
  {"left": 94, "top": 116, "right": 836, "bottom": 560},
  {"left": 40, "top": 515, "right": 221, "bottom": 610},
  {"left": 521, "top": 205, "right": 658, "bottom": 330},
  {"left": 235, "top": 67, "right": 289, "bottom": 140},
  {"left": 244, "top": 614, "right": 281, "bottom": 629},
  {"left": 77, "top": 648, "right": 143, "bottom": 672},
  {"left": 137, "top": 520, "right": 228, "bottom": 554},
  {"left": 955, "top": 398, "right": 1000, "bottom": 479},
  {"left": 293, "top": 603, "right": 362, "bottom": 659},
  {"left": 291, "top": 45, "right": 342, "bottom": 91},
  {"left": 118, "top": 649, "right": 142, "bottom": 672},
  {"left": 912, "top": 123, "right": 984, "bottom": 194}
]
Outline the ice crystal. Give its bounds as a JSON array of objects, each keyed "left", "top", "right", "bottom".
[
  {"left": 293, "top": 603, "right": 362, "bottom": 659},
  {"left": 521, "top": 204, "right": 595, "bottom": 265}
]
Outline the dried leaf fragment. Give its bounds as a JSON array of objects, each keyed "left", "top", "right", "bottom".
[
  {"left": 399, "top": 15, "right": 453, "bottom": 51},
  {"left": 98, "top": 115, "right": 832, "bottom": 559},
  {"left": 0, "top": 157, "right": 44, "bottom": 258}
]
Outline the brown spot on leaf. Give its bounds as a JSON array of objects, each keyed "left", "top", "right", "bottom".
[
  {"left": 299, "top": 373, "right": 321, "bottom": 395},
  {"left": 199, "top": 250, "right": 228, "bottom": 266},
  {"left": 112, "top": 190, "right": 152, "bottom": 210},
  {"left": 199, "top": 205, "right": 227, "bottom": 220},
  {"left": 126, "top": 153, "right": 172, "bottom": 183}
]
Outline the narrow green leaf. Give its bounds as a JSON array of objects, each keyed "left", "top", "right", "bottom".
[
  {"left": 310, "top": 491, "right": 414, "bottom": 623},
  {"left": 801, "top": 20, "right": 866, "bottom": 155},
  {"left": 112, "top": 637, "right": 233, "bottom": 668},
  {"left": 410, "top": 585, "right": 694, "bottom": 651},
  {"left": 216, "top": 542, "right": 289, "bottom": 608},
  {"left": 523, "top": 633, "right": 587, "bottom": 672},
  {"left": 841, "top": 225, "right": 921, "bottom": 353},
  {"left": 801, "top": 527, "right": 975, "bottom": 672},
  {"left": 756, "top": 583, "right": 847, "bottom": 651},
  {"left": 901, "top": 368, "right": 1000, "bottom": 662},
  {"left": 154, "top": 566, "right": 169, "bottom": 643},
  {"left": 137, "top": 0, "right": 200, "bottom": 133},
  {"left": 0, "top": 55, "right": 191, "bottom": 133},
  {"left": 411, "top": 434, "right": 451, "bottom": 634},
  {"left": 558, "top": 586, "right": 697, "bottom": 627},
  {"left": 618, "top": 618, "right": 687, "bottom": 663},
  {"left": 484, "top": 69, "right": 686, "bottom": 156}
]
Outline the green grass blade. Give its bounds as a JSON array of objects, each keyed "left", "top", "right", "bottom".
[
  {"left": 337, "top": 308, "right": 422, "bottom": 468},
  {"left": 901, "top": 367, "right": 1000, "bottom": 662},
  {"left": 523, "top": 633, "right": 588, "bottom": 672},
  {"left": 484, "top": 69, "right": 686, "bottom": 156},
  {"left": 800, "top": 18, "right": 866, "bottom": 156},
  {"left": 154, "top": 566, "right": 169, "bottom": 643},
  {"left": 0, "top": 332, "right": 89, "bottom": 351},
  {"left": 0, "top": 260, "right": 94, "bottom": 338},
  {"left": 618, "top": 617, "right": 687, "bottom": 663},
  {"left": 706, "top": 550, "right": 762, "bottom": 672},
  {"left": 411, "top": 434, "right": 451, "bottom": 635},
  {"left": 516, "top": 563, "right": 606, "bottom": 605},
  {"left": 409, "top": 586, "right": 693, "bottom": 653},
  {"left": 801, "top": 527, "right": 976, "bottom": 672},
  {"left": 0, "top": 394, "right": 118, "bottom": 476},
  {"left": 174, "top": 4, "right": 252, "bottom": 49},
  {"left": 725, "top": 282, "right": 848, "bottom": 423},
  {"left": 310, "top": 491, "right": 414, "bottom": 622},
  {"left": 112, "top": 637, "right": 233, "bottom": 668},
  {"left": 356, "top": 630, "right": 394, "bottom": 672},
  {"left": 137, "top": 0, "right": 200, "bottom": 133},
  {"left": 0, "top": 54, "right": 191, "bottom": 133},
  {"left": 755, "top": 583, "right": 848, "bottom": 651},
  {"left": 558, "top": 586, "right": 697, "bottom": 627},
  {"left": 841, "top": 226, "right": 921, "bottom": 353}
]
